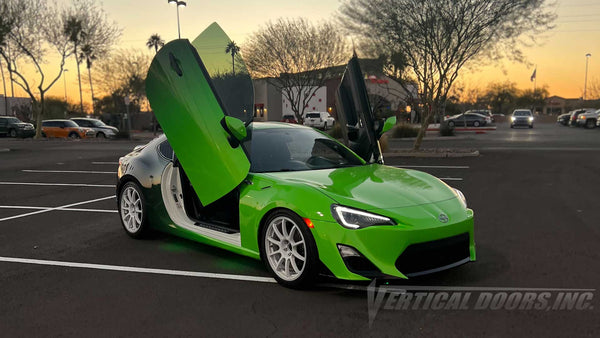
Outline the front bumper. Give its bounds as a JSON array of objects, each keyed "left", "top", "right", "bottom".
[
  {"left": 310, "top": 201, "right": 476, "bottom": 281},
  {"left": 511, "top": 118, "right": 532, "bottom": 126},
  {"left": 17, "top": 129, "right": 35, "bottom": 138}
]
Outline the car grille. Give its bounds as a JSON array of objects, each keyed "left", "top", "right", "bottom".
[{"left": 395, "top": 233, "right": 470, "bottom": 276}]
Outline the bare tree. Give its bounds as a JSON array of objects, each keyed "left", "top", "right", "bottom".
[
  {"left": 63, "top": 0, "right": 121, "bottom": 114},
  {"left": 339, "top": 0, "right": 556, "bottom": 150},
  {"left": 95, "top": 48, "right": 151, "bottom": 106},
  {"left": 243, "top": 18, "right": 348, "bottom": 123},
  {"left": 587, "top": 78, "right": 600, "bottom": 100},
  {"left": 0, "top": 0, "right": 72, "bottom": 138}
]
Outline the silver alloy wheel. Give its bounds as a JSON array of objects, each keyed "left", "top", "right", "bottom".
[
  {"left": 265, "top": 216, "right": 307, "bottom": 281},
  {"left": 120, "top": 185, "right": 143, "bottom": 234}
]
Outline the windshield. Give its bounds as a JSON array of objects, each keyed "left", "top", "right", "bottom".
[
  {"left": 5, "top": 117, "right": 21, "bottom": 123},
  {"left": 90, "top": 120, "right": 106, "bottom": 127},
  {"left": 246, "top": 127, "right": 364, "bottom": 173},
  {"left": 513, "top": 110, "right": 532, "bottom": 116}
]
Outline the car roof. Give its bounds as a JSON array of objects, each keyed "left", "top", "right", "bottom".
[{"left": 42, "top": 119, "right": 70, "bottom": 122}]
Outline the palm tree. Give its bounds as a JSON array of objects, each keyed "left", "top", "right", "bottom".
[
  {"left": 80, "top": 44, "right": 96, "bottom": 114},
  {"left": 225, "top": 41, "right": 240, "bottom": 75},
  {"left": 146, "top": 34, "right": 165, "bottom": 54},
  {"left": 64, "top": 17, "right": 86, "bottom": 114}
]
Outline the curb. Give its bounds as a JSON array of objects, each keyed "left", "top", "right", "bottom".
[
  {"left": 0, "top": 148, "right": 10, "bottom": 152},
  {"left": 383, "top": 150, "right": 480, "bottom": 158}
]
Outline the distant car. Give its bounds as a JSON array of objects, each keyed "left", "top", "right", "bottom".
[
  {"left": 444, "top": 112, "right": 489, "bottom": 127},
  {"left": 71, "top": 117, "right": 119, "bottom": 138},
  {"left": 280, "top": 115, "right": 298, "bottom": 124},
  {"left": 557, "top": 112, "right": 571, "bottom": 126},
  {"left": 303, "top": 112, "right": 335, "bottom": 130},
  {"left": 0, "top": 116, "right": 35, "bottom": 138},
  {"left": 467, "top": 109, "right": 494, "bottom": 123},
  {"left": 41, "top": 119, "right": 95, "bottom": 139},
  {"left": 510, "top": 109, "right": 534, "bottom": 128},
  {"left": 568, "top": 108, "right": 595, "bottom": 126},
  {"left": 575, "top": 109, "right": 600, "bottom": 129}
]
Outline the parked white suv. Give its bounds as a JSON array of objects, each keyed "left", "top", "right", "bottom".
[
  {"left": 576, "top": 108, "right": 600, "bottom": 129},
  {"left": 303, "top": 112, "right": 335, "bottom": 130}
]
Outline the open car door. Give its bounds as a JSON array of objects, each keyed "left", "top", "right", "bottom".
[
  {"left": 335, "top": 56, "right": 383, "bottom": 164},
  {"left": 146, "top": 37, "right": 250, "bottom": 206}
]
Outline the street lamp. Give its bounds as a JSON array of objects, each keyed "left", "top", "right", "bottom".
[
  {"left": 583, "top": 53, "right": 591, "bottom": 101},
  {"left": 63, "top": 69, "right": 69, "bottom": 102},
  {"left": 168, "top": 0, "right": 187, "bottom": 39}
]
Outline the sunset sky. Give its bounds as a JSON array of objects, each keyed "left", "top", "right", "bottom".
[{"left": 3, "top": 0, "right": 599, "bottom": 103}]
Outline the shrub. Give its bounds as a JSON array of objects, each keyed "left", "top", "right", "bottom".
[
  {"left": 439, "top": 122, "right": 455, "bottom": 136},
  {"left": 391, "top": 123, "right": 419, "bottom": 138}
]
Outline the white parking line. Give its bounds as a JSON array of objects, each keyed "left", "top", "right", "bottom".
[
  {"left": 394, "top": 165, "right": 470, "bottom": 169},
  {"left": 22, "top": 170, "right": 116, "bottom": 174},
  {"left": 0, "top": 196, "right": 114, "bottom": 222},
  {"left": 0, "top": 206, "right": 117, "bottom": 213},
  {"left": 92, "top": 162, "right": 119, "bottom": 165},
  {"left": 0, "top": 256, "right": 277, "bottom": 284},
  {"left": 0, "top": 182, "right": 114, "bottom": 188}
]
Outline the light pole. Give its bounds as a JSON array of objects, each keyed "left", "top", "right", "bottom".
[
  {"left": 168, "top": 0, "right": 187, "bottom": 39},
  {"left": 583, "top": 53, "right": 591, "bottom": 101},
  {"left": 63, "top": 69, "right": 69, "bottom": 102}
]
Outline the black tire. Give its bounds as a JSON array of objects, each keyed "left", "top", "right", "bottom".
[
  {"left": 448, "top": 121, "right": 455, "bottom": 127},
  {"left": 473, "top": 121, "right": 481, "bottom": 127},
  {"left": 97, "top": 132, "right": 106, "bottom": 138},
  {"left": 586, "top": 120, "right": 595, "bottom": 129},
  {"left": 510, "top": 124, "right": 514, "bottom": 128},
  {"left": 8, "top": 129, "right": 17, "bottom": 138},
  {"left": 260, "top": 210, "right": 319, "bottom": 288},
  {"left": 68, "top": 132, "right": 80, "bottom": 139},
  {"left": 41, "top": 132, "right": 47, "bottom": 138},
  {"left": 118, "top": 181, "right": 149, "bottom": 238},
  {"left": 529, "top": 124, "right": 534, "bottom": 129}
]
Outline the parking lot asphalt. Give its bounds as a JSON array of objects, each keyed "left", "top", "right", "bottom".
[{"left": 0, "top": 123, "right": 599, "bottom": 336}]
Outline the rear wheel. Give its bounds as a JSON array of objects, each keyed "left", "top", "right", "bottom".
[
  {"left": 473, "top": 121, "right": 480, "bottom": 127},
  {"left": 97, "top": 132, "right": 106, "bottom": 138},
  {"left": 260, "top": 210, "right": 318, "bottom": 288},
  {"left": 118, "top": 182, "right": 149, "bottom": 238},
  {"left": 448, "top": 121, "right": 455, "bottom": 127}
]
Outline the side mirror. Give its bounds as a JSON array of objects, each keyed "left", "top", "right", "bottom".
[
  {"left": 222, "top": 116, "right": 247, "bottom": 142},
  {"left": 380, "top": 116, "right": 396, "bottom": 136}
]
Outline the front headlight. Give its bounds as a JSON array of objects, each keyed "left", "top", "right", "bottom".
[
  {"left": 528, "top": 116, "right": 534, "bottom": 122},
  {"left": 331, "top": 205, "right": 395, "bottom": 229},
  {"left": 452, "top": 188, "right": 467, "bottom": 209},
  {"left": 510, "top": 116, "right": 516, "bottom": 121}
]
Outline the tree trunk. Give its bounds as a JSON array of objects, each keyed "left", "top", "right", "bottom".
[
  {"left": 0, "top": 59, "right": 8, "bottom": 115},
  {"left": 75, "top": 47, "right": 84, "bottom": 115},
  {"left": 412, "top": 107, "right": 434, "bottom": 151},
  {"left": 33, "top": 100, "right": 43, "bottom": 139},
  {"left": 88, "top": 66, "right": 95, "bottom": 115}
]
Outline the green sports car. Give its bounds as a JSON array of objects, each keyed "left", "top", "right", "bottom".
[{"left": 116, "top": 23, "right": 475, "bottom": 288}]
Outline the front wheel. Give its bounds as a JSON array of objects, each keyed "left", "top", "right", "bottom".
[
  {"left": 448, "top": 121, "right": 455, "bottom": 127},
  {"left": 260, "top": 210, "right": 319, "bottom": 288},
  {"left": 118, "top": 182, "right": 149, "bottom": 238},
  {"left": 68, "top": 132, "right": 80, "bottom": 139},
  {"left": 9, "top": 129, "right": 17, "bottom": 138},
  {"left": 586, "top": 120, "right": 595, "bottom": 129},
  {"left": 473, "top": 121, "right": 480, "bottom": 127}
]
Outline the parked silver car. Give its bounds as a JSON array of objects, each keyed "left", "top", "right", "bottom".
[
  {"left": 576, "top": 109, "right": 600, "bottom": 129},
  {"left": 71, "top": 118, "right": 119, "bottom": 138}
]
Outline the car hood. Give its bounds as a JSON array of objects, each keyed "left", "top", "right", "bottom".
[{"left": 263, "top": 164, "right": 456, "bottom": 210}]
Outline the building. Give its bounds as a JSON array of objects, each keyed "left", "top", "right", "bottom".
[
  {"left": 0, "top": 95, "right": 32, "bottom": 118},
  {"left": 252, "top": 60, "right": 416, "bottom": 122},
  {"left": 543, "top": 96, "right": 600, "bottom": 115}
]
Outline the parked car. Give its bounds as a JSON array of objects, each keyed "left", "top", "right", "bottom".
[
  {"left": 121, "top": 35, "right": 475, "bottom": 288},
  {"left": 510, "top": 109, "right": 534, "bottom": 128},
  {"left": 575, "top": 109, "right": 600, "bottom": 129},
  {"left": 467, "top": 109, "right": 494, "bottom": 123},
  {"left": 41, "top": 119, "right": 95, "bottom": 138},
  {"left": 0, "top": 116, "right": 35, "bottom": 138},
  {"left": 444, "top": 112, "right": 489, "bottom": 127},
  {"left": 71, "top": 117, "right": 119, "bottom": 138},
  {"left": 280, "top": 115, "right": 298, "bottom": 124},
  {"left": 557, "top": 112, "right": 571, "bottom": 126},
  {"left": 568, "top": 108, "right": 595, "bottom": 126},
  {"left": 303, "top": 112, "right": 335, "bottom": 130}
]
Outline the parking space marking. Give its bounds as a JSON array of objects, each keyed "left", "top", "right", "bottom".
[
  {"left": 394, "top": 165, "right": 470, "bottom": 169},
  {"left": 0, "top": 206, "right": 117, "bottom": 213},
  {"left": 22, "top": 170, "right": 116, "bottom": 174},
  {"left": 0, "top": 196, "right": 114, "bottom": 222},
  {"left": 0, "top": 256, "right": 277, "bottom": 284},
  {"left": 0, "top": 182, "right": 114, "bottom": 188},
  {"left": 92, "top": 162, "right": 119, "bottom": 165}
]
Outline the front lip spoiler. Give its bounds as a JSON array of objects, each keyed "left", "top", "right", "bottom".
[{"left": 404, "top": 257, "right": 471, "bottom": 278}]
